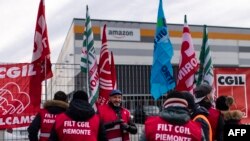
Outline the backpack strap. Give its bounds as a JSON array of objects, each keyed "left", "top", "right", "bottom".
[{"left": 193, "top": 114, "right": 212, "bottom": 141}]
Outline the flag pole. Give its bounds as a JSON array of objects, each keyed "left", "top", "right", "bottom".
[
  {"left": 85, "top": 5, "right": 90, "bottom": 97},
  {"left": 45, "top": 58, "right": 47, "bottom": 101},
  {"left": 81, "top": 5, "right": 99, "bottom": 109}
]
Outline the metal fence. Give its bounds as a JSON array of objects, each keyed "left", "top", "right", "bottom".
[
  {"left": 0, "top": 63, "right": 167, "bottom": 141},
  {"left": 123, "top": 95, "right": 165, "bottom": 141}
]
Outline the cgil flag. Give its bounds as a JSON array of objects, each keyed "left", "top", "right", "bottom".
[
  {"left": 196, "top": 25, "right": 214, "bottom": 87},
  {"left": 110, "top": 51, "right": 117, "bottom": 89},
  {"left": 80, "top": 6, "right": 99, "bottom": 108},
  {"left": 32, "top": 0, "right": 53, "bottom": 81},
  {"left": 176, "top": 15, "right": 198, "bottom": 92},
  {"left": 98, "top": 24, "right": 113, "bottom": 105},
  {"left": 150, "top": 0, "right": 175, "bottom": 100}
]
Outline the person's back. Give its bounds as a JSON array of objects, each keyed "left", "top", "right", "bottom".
[
  {"left": 28, "top": 91, "right": 68, "bottom": 141},
  {"left": 49, "top": 90, "right": 107, "bottom": 141},
  {"left": 183, "top": 91, "right": 212, "bottom": 141},
  {"left": 194, "top": 84, "right": 224, "bottom": 141},
  {"left": 192, "top": 105, "right": 212, "bottom": 141},
  {"left": 140, "top": 90, "right": 205, "bottom": 141}
]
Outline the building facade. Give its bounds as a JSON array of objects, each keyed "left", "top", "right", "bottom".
[{"left": 50, "top": 19, "right": 250, "bottom": 107}]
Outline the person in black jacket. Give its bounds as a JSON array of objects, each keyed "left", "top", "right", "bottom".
[
  {"left": 194, "top": 84, "right": 224, "bottom": 141},
  {"left": 27, "top": 91, "right": 69, "bottom": 141},
  {"left": 183, "top": 91, "right": 212, "bottom": 141},
  {"left": 49, "top": 90, "right": 107, "bottom": 141}
]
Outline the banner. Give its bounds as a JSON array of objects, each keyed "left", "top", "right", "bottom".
[
  {"left": 214, "top": 68, "right": 250, "bottom": 124},
  {"left": 196, "top": 25, "right": 214, "bottom": 87},
  {"left": 150, "top": 0, "right": 175, "bottom": 100},
  {"left": 0, "top": 63, "right": 41, "bottom": 129},
  {"left": 176, "top": 15, "right": 198, "bottom": 92},
  {"left": 32, "top": 0, "right": 53, "bottom": 80},
  {"left": 80, "top": 6, "right": 99, "bottom": 109},
  {"left": 98, "top": 24, "right": 112, "bottom": 105}
]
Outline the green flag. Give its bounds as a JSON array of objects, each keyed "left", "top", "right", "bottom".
[
  {"left": 80, "top": 6, "right": 99, "bottom": 108},
  {"left": 196, "top": 25, "right": 214, "bottom": 86}
]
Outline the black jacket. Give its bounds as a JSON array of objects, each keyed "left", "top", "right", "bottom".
[
  {"left": 49, "top": 99, "right": 108, "bottom": 141},
  {"left": 199, "top": 99, "right": 224, "bottom": 141},
  {"left": 192, "top": 105, "right": 211, "bottom": 141},
  {"left": 27, "top": 100, "right": 69, "bottom": 141}
]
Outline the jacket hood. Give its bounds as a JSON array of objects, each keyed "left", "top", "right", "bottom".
[
  {"left": 222, "top": 110, "right": 243, "bottom": 121},
  {"left": 66, "top": 99, "right": 95, "bottom": 121},
  {"left": 44, "top": 100, "right": 69, "bottom": 110},
  {"left": 159, "top": 106, "right": 190, "bottom": 125}
]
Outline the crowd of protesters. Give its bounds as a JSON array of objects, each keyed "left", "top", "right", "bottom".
[
  {"left": 139, "top": 83, "right": 243, "bottom": 141},
  {"left": 27, "top": 83, "right": 243, "bottom": 141}
]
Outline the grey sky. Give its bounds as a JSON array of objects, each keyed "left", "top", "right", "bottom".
[{"left": 0, "top": 0, "right": 249, "bottom": 63}]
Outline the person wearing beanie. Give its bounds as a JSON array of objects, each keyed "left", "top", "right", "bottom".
[
  {"left": 98, "top": 89, "right": 137, "bottom": 141},
  {"left": 216, "top": 95, "right": 243, "bottom": 125},
  {"left": 139, "top": 90, "right": 205, "bottom": 141},
  {"left": 28, "top": 91, "right": 69, "bottom": 141},
  {"left": 49, "top": 90, "right": 107, "bottom": 141},
  {"left": 183, "top": 91, "right": 212, "bottom": 141},
  {"left": 194, "top": 84, "right": 224, "bottom": 141}
]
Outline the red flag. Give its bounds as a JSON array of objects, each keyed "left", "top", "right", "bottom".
[
  {"left": 0, "top": 63, "right": 41, "bottom": 129},
  {"left": 32, "top": 0, "right": 53, "bottom": 80},
  {"left": 110, "top": 51, "right": 117, "bottom": 89},
  {"left": 98, "top": 24, "right": 113, "bottom": 105},
  {"left": 176, "top": 15, "right": 198, "bottom": 92}
]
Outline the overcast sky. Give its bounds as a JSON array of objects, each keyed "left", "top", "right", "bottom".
[{"left": 0, "top": 0, "right": 250, "bottom": 63}]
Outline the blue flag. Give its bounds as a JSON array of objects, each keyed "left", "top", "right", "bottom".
[{"left": 150, "top": 0, "right": 175, "bottom": 100}]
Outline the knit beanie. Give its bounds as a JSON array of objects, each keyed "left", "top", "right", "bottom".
[
  {"left": 194, "top": 84, "right": 212, "bottom": 103},
  {"left": 54, "top": 91, "right": 67, "bottom": 102},
  {"left": 163, "top": 90, "right": 188, "bottom": 108},
  {"left": 73, "top": 90, "right": 88, "bottom": 101},
  {"left": 182, "top": 91, "right": 195, "bottom": 110}
]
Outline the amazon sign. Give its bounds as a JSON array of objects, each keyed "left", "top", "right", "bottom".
[{"left": 102, "top": 27, "right": 141, "bottom": 41}]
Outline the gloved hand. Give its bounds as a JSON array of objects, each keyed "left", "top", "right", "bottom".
[
  {"left": 121, "top": 123, "right": 130, "bottom": 133},
  {"left": 104, "top": 119, "right": 124, "bottom": 129},
  {"left": 113, "top": 119, "right": 124, "bottom": 125}
]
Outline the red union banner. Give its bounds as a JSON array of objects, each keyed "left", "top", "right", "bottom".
[
  {"left": 0, "top": 63, "right": 41, "bottom": 129},
  {"left": 214, "top": 68, "right": 250, "bottom": 124}
]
